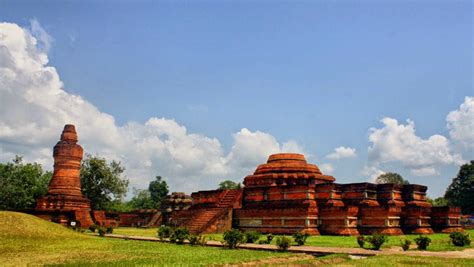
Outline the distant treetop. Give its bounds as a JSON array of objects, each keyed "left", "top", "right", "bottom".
[{"left": 375, "top": 172, "right": 409, "bottom": 185}]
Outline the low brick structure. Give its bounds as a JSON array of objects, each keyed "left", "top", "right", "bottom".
[
  {"left": 176, "top": 153, "right": 462, "bottom": 235},
  {"left": 170, "top": 189, "right": 242, "bottom": 234}
]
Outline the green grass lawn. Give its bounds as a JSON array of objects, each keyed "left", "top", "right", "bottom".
[
  {"left": 339, "top": 255, "right": 474, "bottom": 267},
  {"left": 0, "top": 212, "right": 292, "bottom": 266},
  {"left": 3, "top": 212, "right": 473, "bottom": 266},
  {"left": 114, "top": 227, "right": 473, "bottom": 252}
]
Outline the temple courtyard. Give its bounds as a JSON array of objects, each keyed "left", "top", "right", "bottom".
[{"left": 1, "top": 211, "right": 473, "bottom": 266}]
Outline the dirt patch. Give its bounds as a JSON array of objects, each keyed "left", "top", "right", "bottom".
[{"left": 221, "top": 254, "right": 350, "bottom": 267}]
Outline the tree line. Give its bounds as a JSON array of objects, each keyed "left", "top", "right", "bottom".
[
  {"left": 0, "top": 154, "right": 169, "bottom": 212},
  {"left": 0, "top": 155, "right": 472, "bottom": 214}
]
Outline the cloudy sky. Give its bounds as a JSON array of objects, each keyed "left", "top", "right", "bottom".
[{"left": 0, "top": 1, "right": 472, "bottom": 197}]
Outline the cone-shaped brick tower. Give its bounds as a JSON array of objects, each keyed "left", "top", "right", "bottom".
[{"left": 36, "top": 124, "right": 93, "bottom": 227}]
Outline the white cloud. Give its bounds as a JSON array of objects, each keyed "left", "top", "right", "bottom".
[
  {"left": 447, "top": 96, "right": 474, "bottom": 149},
  {"left": 319, "top": 163, "right": 334, "bottom": 174},
  {"left": 0, "top": 21, "right": 306, "bottom": 193},
  {"left": 362, "top": 166, "right": 385, "bottom": 182},
  {"left": 367, "top": 117, "right": 463, "bottom": 177},
  {"left": 225, "top": 128, "right": 305, "bottom": 178},
  {"left": 326, "top": 146, "right": 357, "bottom": 160},
  {"left": 30, "top": 19, "right": 52, "bottom": 52},
  {"left": 410, "top": 167, "right": 438, "bottom": 177}
]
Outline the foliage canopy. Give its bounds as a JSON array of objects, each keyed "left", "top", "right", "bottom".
[
  {"left": 80, "top": 154, "right": 129, "bottom": 210},
  {"left": 0, "top": 156, "right": 51, "bottom": 210},
  {"left": 444, "top": 160, "right": 474, "bottom": 214},
  {"left": 375, "top": 172, "right": 409, "bottom": 185}
]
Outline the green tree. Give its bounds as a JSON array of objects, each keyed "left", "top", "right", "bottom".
[
  {"left": 444, "top": 160, "right": 474, "bottom": 214},
  {"left": 129, "top": 188, "right": 155, "bottom": 210},
  {"left": 80, "top": 154, "right": 129, "bottom": 210},
  {"left": 427, "top": 197, "right": 449, "bottom": 207},
  {"left": 218, "top": 180, "right": 241, "bottom": 190},
  {"left": 148, "top": 176, "right": 169, "bottom": 209},
  {"left": 0, "top": 156, "right": 52, "bottom": 210},
  {"left": 106, "top": 199, "right": 134, "bottom": 213},
  {"left": 375, "top": 172, "right": 409, "bottom": 185}
]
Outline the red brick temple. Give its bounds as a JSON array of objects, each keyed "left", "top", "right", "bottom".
[
  {"left": 174, "top": 153, "right": 462, "bottom": 235},
  {"left": 35, "top": 125, "right": 94, "bottom": 227}
]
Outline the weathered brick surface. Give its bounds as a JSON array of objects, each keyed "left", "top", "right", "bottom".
[
  {"left": 177, "top": 153, "right": 461, "bottom": 235},
  {"left": 170, "top": 189, "right": 242, "bottom": 234},
  {"left": 35, "top": 125, "right": 93, "bottom": 227}
]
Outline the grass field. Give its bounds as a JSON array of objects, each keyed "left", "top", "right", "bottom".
[
  {"left": 114, "top": 227, "right": 474, "bottom": 252},
  {"left": 2, "top": 212, "right": 473, "bottom": 266},
  {"left": 297, "top": 254, "right": 474, "bottom": 267},
  {"left": 0, "top": 212, "right": 292, "bottom": 266}
]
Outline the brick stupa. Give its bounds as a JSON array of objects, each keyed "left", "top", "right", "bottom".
[
  {"left": 234, "top": 153, "right": 335, "bottom": 235},
  {"left": 36, "top": 124, "right": 93, "bottom": 227}
]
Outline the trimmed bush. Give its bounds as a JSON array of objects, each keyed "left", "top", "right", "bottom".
[
  {"left": 222, "top": 229, "right": 244, "bottom": 249},
  {"left": 266, "top": 234, "right": 274, "bottom": 243},
  {"left": 244, "top": 231, "right": 261, "bottom": 243},
  {"left": 189, "top": 234, "right": 207, "bottom": 246},
  {"left": 366, "top": 233, "right": 387, "bottom": 250},
  {"left": 292, "top": 232, "right": 309, "bottom": 246},
  {"left": 98, "top": 227, "right": 106, "bottom": 237},
  {"left": 89, "top": 224, "right": 98, "bottom": 233},
  {"left": 157, "top": 225, "right": 173, "bottom": 240},
  {"left": 400, "top": 239, "right": 411, "bottom": 251},
  {"left": 414, "top": 235, "right": 431, "bottom": 250},
  {"left": 170, "top": 227, "right": 189, "bottom": 244},
  {"left": 449, "top": 231, "right": 471, "bottom": 247},
  {"left": 275, "top": 236, "right": 291, "bottom": 251},
  {"left": 258, "top": 234, "right": 274, "bottom": 244},
  {"left": 106, "top": 226, "right": 113, "bottom": 234},
  {"left": 357, "top": 236, "right": 365, "bottom": 248}
]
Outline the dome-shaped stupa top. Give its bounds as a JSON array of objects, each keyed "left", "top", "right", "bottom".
[{"left": 244, "top": 153, "right": 335, "bottom": 187}]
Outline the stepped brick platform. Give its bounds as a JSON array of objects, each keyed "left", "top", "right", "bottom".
[
  {"left": 177, "top": 153, "right": 462, "bottom": 235},
  {"left": 170, "top": 189, "right": 242, "bottom": 234},
  {"left": 315, "top": 183, "right": 359, "bottom": 235},
  {"left": 234, "top": 153, "right": 334, "bottom": 235},
  {"left": 431, "top": 206, "right": 463, "bottom": 233},
  {"left": 401, "top": 184, "right": 434, "bottom": 234},
  {"left": 35, "top": 125, "right": 93, "bottom": 228},
  {"left": 161, "top": 192, "right": 192, "bottom": 225}
]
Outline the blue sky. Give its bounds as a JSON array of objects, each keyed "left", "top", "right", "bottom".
[{"left": 0, "top": 0, "right": 472, "bottom": 197}]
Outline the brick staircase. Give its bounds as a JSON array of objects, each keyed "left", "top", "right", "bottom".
[
  {"left": 184, "top": 190, "right": 241, "bottom": 234},
  {"left": 144, "top": 212, "right": 162, "bottom": 228}
]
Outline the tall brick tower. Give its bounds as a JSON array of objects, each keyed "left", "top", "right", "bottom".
[{"left": 36, "top": 124, "right": 93, "bottom": 227}]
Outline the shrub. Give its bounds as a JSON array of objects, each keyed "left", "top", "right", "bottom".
[
  {"left": 258, "top": 234, "right": 274, "bottom": 244},
  {"left": 189, "top": 234, "right": 207, "bottom": 246},
  {"left": 222, "top": 229, "right": 244, "bottom": 249},
  {"left": 293, "top": 231, "right": 310, "bottom": 246},
  {"left": 266, "top": 234, "right": 274, "bottom": 243},
  {"left": 414, "top": 235, "right": 431, "bottom": 250},
  {"left": 98, "top": 227, "right": 106, "bottom": 237},
  {"left": 275, "top": 236, "right": 291, "bottom": 251},
  {"left": 244, "top": 231, "right": 261, "bottom": 243},
  {"left": 366, "top": 233, "right": 387, "bottom": 250},
  {"left": 170, "top": 227, "right": 189, "bottom": 244},
  {"left": 449, "top": 231, "right": 471, "bottom": 247},
  {"left": 400, "top": 239, "right": 411, "bottom": 251},
  {"left": 89, "top": 224, "right": 98, "bottom": 233},
  {"left": 357, "top": 236, "right": 365, "bottom": 248},
  {"left": 106, "top": 226, "right": 113, "bottom": 234},
  {"left": 157, "top": 225, "right": 173, "bottom": 240}
]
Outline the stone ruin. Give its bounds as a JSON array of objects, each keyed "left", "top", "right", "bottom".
[
  {"left": 35, "top": 125, "right": 94, "bottom": 227},
  {"left": 32, "top": 126, "right": 462, "bottom": 234},
  {"left": 174, "top": 153, "right": 463, "bottom": 235}
]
